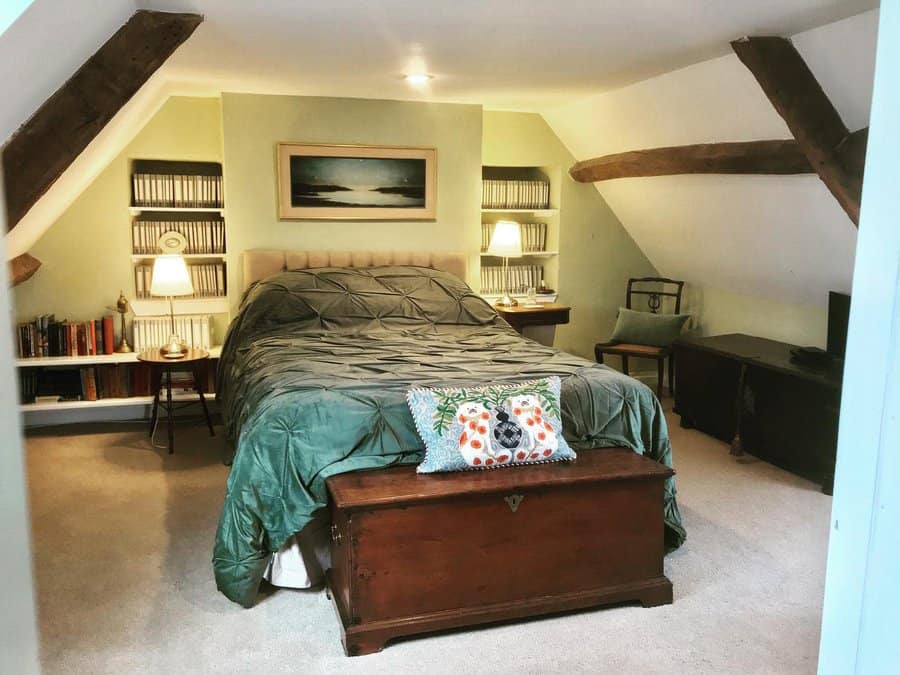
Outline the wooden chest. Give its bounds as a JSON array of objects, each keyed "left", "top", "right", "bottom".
[{"left": 325, "top": 447, "right": 674, "bottom": 655}]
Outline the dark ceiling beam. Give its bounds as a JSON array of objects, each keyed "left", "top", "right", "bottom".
[
  {"left": 569, "top": 140, "right": 813, "bottom": 182},
  {"left": 9, "top": 253, "right": 41, "bottom": 287},
  {"left": 835, "top": 127, "right": 869, "bottom": 178},
  {"left": 731, "top": 36, "right": 863, "bottom": 226},
  {"left": 1, "top": 10, "right": 202, "bottom": 231}
]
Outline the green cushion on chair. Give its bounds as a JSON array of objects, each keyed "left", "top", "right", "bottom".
[{"left": 610, "top": 307, "right": 690, "bottom": 347}]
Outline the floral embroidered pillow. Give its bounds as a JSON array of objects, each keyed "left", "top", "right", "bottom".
[{"left": 408, "top": 377, "right": 576, "bottom": 473}]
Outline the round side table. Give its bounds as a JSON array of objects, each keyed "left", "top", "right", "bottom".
[{"left": 137, "top": 348, "right": 215, "bottom": 454}]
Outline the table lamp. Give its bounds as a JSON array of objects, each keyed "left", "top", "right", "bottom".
[
  {"left": 487, "top": 220, "right": 522, "bottom": 307},
  {"left": 150, "top": 240, "right": 194, "bottom": 359}
]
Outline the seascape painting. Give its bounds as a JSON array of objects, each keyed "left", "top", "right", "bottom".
[
  {"left": 290, "top": 156, "right": 426, "bottom": 208},
  {"left": 277, "top": 143, "right": 436, "bottom": 220}
]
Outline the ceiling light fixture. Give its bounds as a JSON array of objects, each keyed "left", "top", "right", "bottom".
[{"left": 404, "top": 73, "right": 432, "bottom": 85}]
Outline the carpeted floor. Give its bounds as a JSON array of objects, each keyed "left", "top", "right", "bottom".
[{"left": 24, "top": 402, "right": 831, "bottom": 674}]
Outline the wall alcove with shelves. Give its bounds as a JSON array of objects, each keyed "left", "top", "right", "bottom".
[
  {"left": 128, "top": 159, "right": 229, "bottom": 316},
  {"left": 479, "top": 165, "right": 561, "bottom": 305}
]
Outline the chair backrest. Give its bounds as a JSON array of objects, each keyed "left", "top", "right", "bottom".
[{"left": 626, "top": 277, "right": 685, "bottom": 314}]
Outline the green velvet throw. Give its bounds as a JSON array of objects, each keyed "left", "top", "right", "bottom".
[{"left": 213, "top": 266, "right": 686, "bottom": 607}]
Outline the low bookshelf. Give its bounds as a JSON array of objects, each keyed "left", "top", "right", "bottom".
[{"left": 18, "top": 346, "right": 221, "bottom": 425}]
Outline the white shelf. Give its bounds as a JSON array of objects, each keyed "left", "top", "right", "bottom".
[
  {"left": 129, "top": 206, "right": 224, "bottom": 214},
  {"left": 17, "top": 346, "right": 222, "bottom": 368},
  {"left": 130, "top": 297, "right": 229, "bottom": 316},
  {"left": 480, "top": 251, "right": 559, "bottom": 258},
  {"left": 481, "top": 208, "right": 558, "bottom": 216},
  {"left": 132, "top": 254, "right": 225, "bottom": 261},
  {"left": 20, "top": 391, "right": 208, "bottom": 412}
]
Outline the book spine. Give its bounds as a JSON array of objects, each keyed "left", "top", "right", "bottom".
[
  {"left": 85, "top": 367, "right": 98, "bottom": 401},
  {"left": 103, "top": 316, "right": 115, "bottom": 354}
]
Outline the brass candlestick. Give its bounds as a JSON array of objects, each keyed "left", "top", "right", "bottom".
[{"left": 112, "top": 291, "right": 132, "bottom": 353}]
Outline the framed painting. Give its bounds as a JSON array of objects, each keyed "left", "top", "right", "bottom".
[{"left": 276, "top": 143, "right": 437, "bottom": 220}]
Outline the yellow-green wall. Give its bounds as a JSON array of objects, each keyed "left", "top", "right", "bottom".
[
  {"left": 220, "top": 93, "right": 482, "bottom": 309},
  {"left": 13, "top": 95, "right": 656, "bottom": 364},
  {"left": 13, "top": 96, "right": 224, "bottom": 336},
  {"left": 685, "top": 285, "right": 828, "bottom": 347},
  {"left": 482, "top": 111, "right": 657, "bottom": 359}
]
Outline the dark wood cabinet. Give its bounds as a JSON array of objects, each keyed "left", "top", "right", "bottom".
[{"left": 673, "top": 334, "right": 842, "bottom": 494}]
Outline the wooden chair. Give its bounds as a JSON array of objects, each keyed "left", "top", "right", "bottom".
[{"left": 594, "top": 277, "right": 685, "bottom": 399}]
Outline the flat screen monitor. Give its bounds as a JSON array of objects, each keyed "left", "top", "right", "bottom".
[{"left": 827, "top": 291, "right": 851, "bottom": 359}]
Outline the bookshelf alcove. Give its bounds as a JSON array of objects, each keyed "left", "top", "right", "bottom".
[
  {"left": 129, "top": 159, "right": 228, "bottom": 315},
  {"left": 479, "top": 165, "right": 561, "bottom": 304},
  {"left": 16, "top": 160, "right": 230, "bottom": 425}
]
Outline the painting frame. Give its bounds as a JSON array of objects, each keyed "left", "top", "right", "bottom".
[{"left": 276, "top": 142, "right": 437, "bottom": 221}]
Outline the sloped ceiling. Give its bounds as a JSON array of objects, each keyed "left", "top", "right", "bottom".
[
  {"left": 0, "top": 0, "right": 206, "bottom": 258},
  {"left": 0, "top": 0, "right": 136, "bottom": 144},
  {"left": 542, "top": 10, "right": 878, "bottom": 306},
  {"left": 1, "top": 0, "right": 879, "bottom": 294},
  {"left": 138, "top": 0, "right": 877, "bottom": 110}
]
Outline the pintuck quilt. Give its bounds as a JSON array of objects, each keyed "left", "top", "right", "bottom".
[{"left": 214, "top": 265, "right": 686, "bottom": 607}]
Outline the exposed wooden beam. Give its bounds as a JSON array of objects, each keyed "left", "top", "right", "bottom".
[
  {"left": 1, "top": 10, "right": 202, "bottom": 231},
  {"left": 569, "top": 140, "right": 812, "bottom": 183},
  {"left": 836, "top": 127, "right": 869, "bottom": 178},
  {"left": 731, "top": 36, "right": 863, "bottom": 225},
  {"left": 9, "top": 253, "right": 41, "bottom": 287}
]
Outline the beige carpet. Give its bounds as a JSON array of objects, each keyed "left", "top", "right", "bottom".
[{"left": 25, "top": 403, "right": 831, "bottom": 674}]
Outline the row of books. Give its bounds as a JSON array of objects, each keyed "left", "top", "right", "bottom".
[
  {"left": 134, "top": 262, "right": 226, "bottom": 299},
  {"left": 482, "top": 179, "right": 550, "bottom": 210},
  {"left": 19, "top": 363, "right": 214, "bottom": 405},
  {"left": 132, "top": 218, "right": 226, "bottom": 255},
  {"left": 480, "top": 265, "right": 545, "bottom": 295},
  {"left": 132, "top": 173, "right": 224, "bottom": 209},
  {"left": 133, "top": 315, "right": 213, "bottom": 352},
  {"left": 16, "top": 315, "right": 116, "bottom": 359},
  {"left": 481, "top": 222, "right": 548, "bottom": 253}
]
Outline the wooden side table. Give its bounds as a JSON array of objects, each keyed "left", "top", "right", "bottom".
[
  {"left": 495, "top": 302, "right": 571, "bottom": 346},
  {"left": 137, "top": 348, "right": 215, "bottom": 454}
]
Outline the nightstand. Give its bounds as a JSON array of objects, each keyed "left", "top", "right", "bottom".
[
  {"left": 495, "top": 302, "right": 571, "bottom": 346},
  {"left": 137, "top": 348, "right": 215, "bottom": 454}
]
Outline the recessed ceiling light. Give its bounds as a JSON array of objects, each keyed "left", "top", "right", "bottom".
[{"left": 404, "top": 73, "right": 432, "bottom": 85}]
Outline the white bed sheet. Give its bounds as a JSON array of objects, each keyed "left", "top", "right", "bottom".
[{"left": 263, "top": 510, "right": 330, "bottom": 589}]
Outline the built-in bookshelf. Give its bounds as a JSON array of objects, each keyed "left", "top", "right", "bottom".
[
  {"left": 15, "top": 311, "right": 220, "bottom": 418},
  {"left": 480, "top": 165, "right": 561, "bottom": 303},
  {"left": 129, "top": 159, "right": 228, "bottom": 314},
  {"left": 480, "top": 264, "right": 545, "bottom": 296},
  {"left": 131, "top": 160, "right": 223, "bottom": 209},
  {"left": 17, "top": 346, "right": 221, "bottom": 415}
]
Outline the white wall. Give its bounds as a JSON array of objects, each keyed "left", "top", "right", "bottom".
[
  {"left": 819, "top": 4, "right": 900, "bottom": 670},
  {"left": 543, "top": 10, "right": 878, "bottom": 345},
  {"left": 0, "top": 169, "right": 39, "bottom": 673}
]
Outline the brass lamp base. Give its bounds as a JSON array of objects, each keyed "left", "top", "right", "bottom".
[
  {"left": 495, "top": 294, "right": 519, "bottom": 308},
  {"left": 160, "top": 336, "right": 188, "bottom": 359}
]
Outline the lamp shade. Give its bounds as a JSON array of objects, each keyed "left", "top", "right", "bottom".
[
  {"left": 487, "top": 220, "right": 522, "bottom": 258},
  {"left": 150, "top": 255, "right": 194, "bottom": 297}
]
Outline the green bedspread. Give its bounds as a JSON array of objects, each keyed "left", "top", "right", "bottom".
[{"left": 214, "top": 266, "right": 686, "bottom": 607}]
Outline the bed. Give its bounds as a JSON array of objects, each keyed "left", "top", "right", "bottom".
[{"left": 214, "top": 250, "right": 686, "bottom": 607}]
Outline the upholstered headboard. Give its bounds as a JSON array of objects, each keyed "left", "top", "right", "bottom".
[{"left": 242, "top": 249, "right": 469, "bottom": 291}]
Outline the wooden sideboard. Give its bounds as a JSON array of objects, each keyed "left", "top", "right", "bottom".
[{"left": 673, "top": 333, "right": 843, "bottom": 494}]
